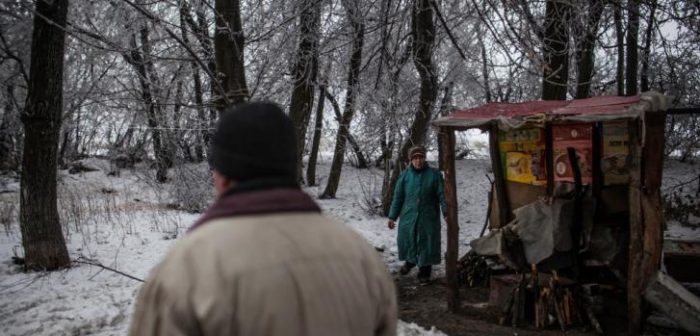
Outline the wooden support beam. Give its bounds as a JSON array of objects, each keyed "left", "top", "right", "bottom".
[
  {"left": 489, "top": 122, "right": 510, "bottom": 227},
  {"left": 628, "top": 110, "right": 667, "bottom": 334},
  {"left": 545, "top": 123, "right": 554, "bottom": 197},
  {"left": 440, "top": 127, "right": 460, "bottom": 313},
  {"left": 644, "top": 271, "right": 700, "bottom": 335},
  {"left": 628, "top": 117, "right": 643, "bottom": 334},
  {"left": 592, "top": 122, "right": 602, "bottom": 198}
]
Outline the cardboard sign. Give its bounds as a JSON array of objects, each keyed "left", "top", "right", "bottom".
[
  {"left": 499, "top": 128, "right": 547, "bottom": 185},
  {"left": 601, "top": 121, "right": 630, "bottom": 185},
  {"left": 552, "top": 124, "right": 593, "bottom": 184}
]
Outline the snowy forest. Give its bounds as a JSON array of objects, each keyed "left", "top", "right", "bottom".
[
  {"left": 1, "top": 0, "right": 700, "bottom": 335},
  {"left": 2, "top": 0, "right": 699, "bottom": 190}
]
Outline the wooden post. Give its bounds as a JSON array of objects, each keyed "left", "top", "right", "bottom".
[
  {"left": 545, "top": 123, "right": 554, "bottom": 197},
  {"left": 640, "top": 112, "right": 666, "bottom": 287},
  {"left": 592, "top": 122, "right": 602, "bottom": 198},
  {"left": 489, "top": 122, "right": 510, "bottom": 227},
  {"left": 628, "top": 117, "right": 644, "bottom": 334},
  {"left": 440, "top": 127, "right": 460, "bottom": 312},
  {"left": 628, "top": 110, "right": 667, "bottom": 334}
]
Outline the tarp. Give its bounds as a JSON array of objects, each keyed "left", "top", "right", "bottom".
[{"left": 469, "top": 197, "right": 607, "bottom": 267}]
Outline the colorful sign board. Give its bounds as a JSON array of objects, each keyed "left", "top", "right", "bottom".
[
  {"left": 601, "top": 121, "right": 630, "bottom": 185},
  {"left": 552, "top": 123, "right": 593, "bottom": 184},
  {"left": 499, "top": 128, "right": 547, "bottom": 186}
]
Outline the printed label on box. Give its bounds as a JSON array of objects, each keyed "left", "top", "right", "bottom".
[
  {"left": 499, "top": 128, "right": 547, "bottom": 185},
  {"left": 601, "top": 121, "right": 630, "bottom": 185},
  {"left": 552, "top": 124, "right": 593, "bottom": 184}
]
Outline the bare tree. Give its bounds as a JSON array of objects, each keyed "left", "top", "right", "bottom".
[
  {"left": 320, "top": 0, "right": 365, "bottom": 199},
  {"left": 20, "top": 0, "right": 71, "bottom": 270},
  {"left": 214, "top": 0, "right": 248, "bottom": 108},
  {"left": 626, "top": 0, "right": 640, "bottom": 96},
  {"left": 179, "top": 1, "right": 208, "bottom": 162},
  {"left": 124, "top": 25, "right": 172, "bottom": 182},
  {"left": 0, "top": 83, "right": 20, "bottom": 171},
  {"left": 575, "top": 0, "right": 605, "bottom": 99},
  {"left": 541, "top": 0, "right": 571, "bottom": 100},
  {"left": 640, "top": 0, "right": 657, "bottom": 92},
  {"left": 613, "top": 0, "right": 625, "bottom": 96},
  {"left": 382, "top": 0, "right": 438, "bottom": 213},
  {"left": 289, "top": 0, "right": 321, "bottom": 184},
  {"left": 323, "top": 88, "right": 369, "bottom": 169},
  {"left": 306, "top": 83, "right": 326, "bottom": 186}
]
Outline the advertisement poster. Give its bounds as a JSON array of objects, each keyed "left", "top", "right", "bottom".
[
  {"left": 552, "top": 123, "right": 593, "bottom": 184},
  {"left": 499, "top": 128, "right": 547, "bottom": 185},
  {"left": 601, "top": 121, "right": 630, "bottom": 185}
]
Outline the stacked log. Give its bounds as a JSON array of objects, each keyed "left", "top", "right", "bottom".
[
  {"left": 498, "top": 270, "right": 598, "bottom": 332},
  {"left": 457, "top": 251, "right": 492, "bottom": 288}
]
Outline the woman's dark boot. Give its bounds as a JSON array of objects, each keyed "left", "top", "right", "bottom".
[
  {"left": 417, "top": 265, "right": 432, "bottom": 283},
  {"left": 399, "top": 262, "right": 415, "bottom": 275}
]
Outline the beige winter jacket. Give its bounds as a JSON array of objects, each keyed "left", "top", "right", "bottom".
[{"left": 129, "top": 211, "right": 397, "bottom": 336}]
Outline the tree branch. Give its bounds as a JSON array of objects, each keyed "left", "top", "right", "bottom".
[{"left": 74, "top": 256, "right": 145, "bottom": 282}]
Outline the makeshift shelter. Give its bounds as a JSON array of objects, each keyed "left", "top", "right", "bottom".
[{"left": 434, "top": 92, "right": 675, "bottom": 334}]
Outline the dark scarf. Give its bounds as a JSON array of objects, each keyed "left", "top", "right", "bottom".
[{"left": 189, "top": 177, "right": 321, "bottom": 232}]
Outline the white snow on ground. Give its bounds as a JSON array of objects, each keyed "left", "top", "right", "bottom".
[
  {"left": 662, "top": 159, "right": 700, "bottom": 240},
  {"left": 0, "top": 154, "right": 697, "bottom": 336}
]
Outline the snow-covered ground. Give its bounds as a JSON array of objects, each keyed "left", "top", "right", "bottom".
[{"left": 0, "top": 154, "right": 698, "bottom": 336}]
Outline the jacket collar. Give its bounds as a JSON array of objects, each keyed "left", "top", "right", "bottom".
[
  {"left": 409, "top": 161, "right": 430, "bottom": 172},
  {"left": 189, "top": 178, "right": 321, "bottom": 232}
]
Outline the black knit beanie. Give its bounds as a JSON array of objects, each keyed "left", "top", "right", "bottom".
[{"left": 209, "top": 102, "right": 298, "bottom": 182}]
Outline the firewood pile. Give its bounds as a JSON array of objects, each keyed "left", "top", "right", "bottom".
[
  {"left": 459, "top": 250, "right": 608, "bottom": 332},
  {"left": 498, "top": 266, "right": 604, "bottom": 333},
  {"left": 457, "top": 251, "right": 494, "bottom": 288}
]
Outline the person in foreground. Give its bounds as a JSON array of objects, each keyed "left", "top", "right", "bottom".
[
  {"left": 129, "top": 102, "right": 397, "bottom": 336},
  {"left": 387, "top": 145, "right": 447, "bottom": 284}
]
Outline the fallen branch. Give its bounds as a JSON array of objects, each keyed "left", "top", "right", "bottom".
[{"left": 74, "top": 256, "right": 145, "bottom": 283}]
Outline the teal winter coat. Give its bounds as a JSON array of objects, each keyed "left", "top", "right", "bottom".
[{"left": 388, "top": 163, "right": 446, "bottom": 266}]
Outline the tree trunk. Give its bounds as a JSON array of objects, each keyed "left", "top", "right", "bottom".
[
  {"left": 614, "top": 1, "right": 625, "bottom": 96},
  {"left": 181, "top": 0, "right": 218, "bottom": 139},
  {"left": 477, "top": 18, "right": 492, "bottom": 102},
  {"left": 382, "top": 0, "right": 438, "bottom": 214},
  {"left": 306, "top": 84, "right": 326, "bottom": 186},
  {"left": 197, "top": 3, "right": 219, "bottom": 131},
  {"left": 374, "top": 0, "right": 395, "bottom": 194},
  {"left": 193, "top": 70, "right": 207, "bottom": 162},
  {"left": 437, "top": 82, "right": 453, "bottom": 171},
  {"left": 380, "top": 44, "right": 412, "bottom": 214},
  {"left": 640, "top": 0, "right": 657, "bottom": 92},
  {"left": 214, "top": 0, "right": 248, "bottom": 109},
  {"left": 288, "top": 0, "right": 321, "bottom": 184},
  {"left": 626, "top": 0, "right": 640, "bottom": 96},
  {"left": 126, "top": 28, "right": 169, "bottom": 182},
  {"left": 20, "top": 0, "right": 71, "bottom": 271},
  {"left": 541, "top": 0, "right": 571, "bottom": 100},
  {"left": 179, "top": 3, "right": 207, "bottom": 162},
  {"left": 0, "top": 83, "right": 18, "bottom": 171},
  {"left": 323, "top": 89, "right": 368, "bottom": 169},
  {"left": 320, "top": 0, "right": 364, "bottom": 199},
  {"left": 575, "top": 0, "right": 604, "bottom": 99}
]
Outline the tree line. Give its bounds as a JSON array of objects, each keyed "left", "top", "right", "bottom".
[{"left": 0, "top": 0, "right": 698, "bottom": 270}]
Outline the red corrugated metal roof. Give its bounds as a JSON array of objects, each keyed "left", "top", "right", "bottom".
[
  {"left": 552, "top": 95, "right": 639, "bottom": 115},
  {"left": 448, "top": 95, "right": 640, "bottom": 120}
]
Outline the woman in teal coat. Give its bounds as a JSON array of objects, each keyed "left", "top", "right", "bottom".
[{"left": 387, "top": 145, "right": 447, "bottom": 283}]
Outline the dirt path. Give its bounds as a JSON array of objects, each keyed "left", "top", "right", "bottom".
[{"left": 396, "top": 275, "right": 595, "bottom": 336}]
